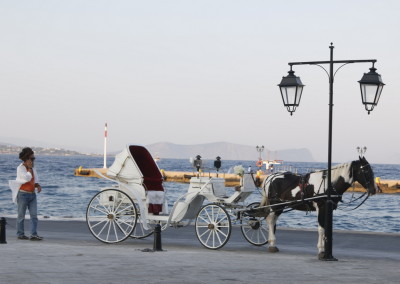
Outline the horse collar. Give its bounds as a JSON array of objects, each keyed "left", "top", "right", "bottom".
[{"left": 299, "top": 176, "right": 309, "bottom": 192}]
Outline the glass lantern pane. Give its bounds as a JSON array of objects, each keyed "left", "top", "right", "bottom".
[
  {"left": 295, "top": 86, "right": 303, "bottom": 105},
  {"left": 375, "top": 85, "right": 383, "bottom": 104},
  {"left": 282, "top": 86, "right": 298, "bottom": 106},
  {"left": 361, "top": 84, "right": 378, "bottom": 105}
]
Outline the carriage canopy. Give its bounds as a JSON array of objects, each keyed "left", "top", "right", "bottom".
[{"left": 107, "top": 145, "right": 164, "bottom": 214}]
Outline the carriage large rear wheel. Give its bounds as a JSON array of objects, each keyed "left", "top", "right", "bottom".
[
  {"left": 86, "top": 189, "right": 137, "bottom": 243},
  {"left": 195, "top": 204, "right": 231, "bottom": 250},
  {"left": 240, "top": 202, "right": 269, "bottom": 246}
]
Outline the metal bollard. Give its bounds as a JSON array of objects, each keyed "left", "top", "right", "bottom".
[
  {"left": 0, "top": 217, "right": 7, "bottom": 244},
  {"left": 153, "top": 224, "right": 163, "bottom": 251}
]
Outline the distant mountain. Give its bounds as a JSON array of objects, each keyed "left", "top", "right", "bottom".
[
  {"left": 1, "top": 139, "right": 315, "bottom": 161},
  {"left": 145, "top": 142, "right": 315, "bottom": 162}
]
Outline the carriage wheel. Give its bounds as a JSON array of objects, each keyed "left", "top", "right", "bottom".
[
  {"left": 240, "top": 202, "right": 269, "bottom": 246},
  {"left": 195, "top": 204, "right": 231, "bottom": 250},
  {"left": 86, "top": 189, "right": 137, "bottom": 243}
]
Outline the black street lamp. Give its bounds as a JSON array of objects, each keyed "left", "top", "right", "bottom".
[
  {"left": 214, "top": 156, "right": 222, "bottom": 177},
  {"left": 358, "top": 64, "right": 385, "bottom": 114},
  {"left": 278, "top": 43, "right": 384, "bottom": 261},
  {"left": 278, "top": 67, "right": 305, "bottom": 116}
]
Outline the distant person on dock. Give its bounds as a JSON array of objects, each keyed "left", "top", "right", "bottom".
[
  {"left": 269, "top": 164, "right": 274, "bottom": 174},
  {"left": 8, "top": 147, "right": 43, "bottom": 241},
  {"left": 247, "top": 166, "right": 252, "bottom": 173},
  {"left": 375, "top": 177, "right": 383, "bottom": 193}
]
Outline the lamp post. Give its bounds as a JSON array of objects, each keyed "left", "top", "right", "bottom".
[
  {"left": 256, "top": 145, "right": 264, "bottom": 169},
  {"left": 278, "top": 43, "right": 384, "bottom": 261},
  {"left": 357, "top": 146, "right": 367, "bottom": 157}
]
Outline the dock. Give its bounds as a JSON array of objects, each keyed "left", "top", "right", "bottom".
[{"left": 74, "top": 167, "right": 400, "bottom": 193}]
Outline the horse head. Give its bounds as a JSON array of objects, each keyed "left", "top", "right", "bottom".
[{"left": 352, "top": 156, "right": 377, "bottom": 196}]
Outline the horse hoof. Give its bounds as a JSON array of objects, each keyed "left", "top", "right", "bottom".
[
  {"left": 318, "top": 252, "right": 325, "bottom": 260},
  {"left": 268, "top": 246, "right": 279, "bottom": 253}
]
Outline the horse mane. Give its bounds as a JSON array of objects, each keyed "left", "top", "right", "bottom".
[{"left": 309, "top": 161, "right": 354, "bottom": 184}]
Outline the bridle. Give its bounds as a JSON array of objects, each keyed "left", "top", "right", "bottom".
[
  {"left": 356, "top": 162, "right": 375, "bottom": 196},
  {"left": 339, "top": 160, "right": 374, "bottom": 211}
]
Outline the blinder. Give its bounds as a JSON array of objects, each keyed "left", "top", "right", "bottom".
[{"left": 357, "top": 161, "right": 376, "bottom": 195}]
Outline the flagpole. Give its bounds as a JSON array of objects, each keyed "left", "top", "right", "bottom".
[{"left": 103, "top": 123, "right": 107, "bottom": 169}]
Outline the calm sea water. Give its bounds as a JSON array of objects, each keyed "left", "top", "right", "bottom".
[{"left": 1, "top": 154, "right": 399, "bottom": 233}]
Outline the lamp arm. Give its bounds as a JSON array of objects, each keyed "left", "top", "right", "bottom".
[
  {"left": 315, "top": 64, "right": 330, "bottom": 80},
  {"left": 333, "top": 63, "right": 351, "bottom": 79}
]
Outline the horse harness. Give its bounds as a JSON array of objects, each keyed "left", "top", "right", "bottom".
[{"left": 267, "top": 170, "right": 341, "bottom": 214}]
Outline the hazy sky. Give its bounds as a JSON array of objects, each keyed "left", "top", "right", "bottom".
[{"left": 1, "top": 0, "right": 399, "bottom": 163}]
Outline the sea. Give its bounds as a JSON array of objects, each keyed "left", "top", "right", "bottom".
[{"left": 1, "top": 154, "right": 399, "bottom": 233}]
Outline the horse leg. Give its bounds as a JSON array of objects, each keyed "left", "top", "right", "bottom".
[
  {"left": 316, "top": 203, "right": 325, "bottom": 259},
  {"left": 266, "top": 212, "right": 279, "bottom": 252},
  {"left": 260, "top": 195, "right": 267, "bottom": 207}
]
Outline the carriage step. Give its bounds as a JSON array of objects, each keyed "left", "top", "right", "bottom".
[{"left": 148, "top": 215, "right": 169, "bottom": 221}]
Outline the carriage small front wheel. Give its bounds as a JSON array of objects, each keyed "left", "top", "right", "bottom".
[
  {"left": 86, "top": 189, "right": 138, "bottom": 243},
  {"left": 240, "top": 202, "right": 269, "bottom": 246},
  {"left": 130, "top": 210, "right": 155, "bottom": 239},
  {"left": 195, "top": 204, "right": 231, "bottom": 250}
]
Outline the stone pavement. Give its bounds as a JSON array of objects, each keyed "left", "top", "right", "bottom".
[{"left": 0, "top": 218, "right": 399, "bottom": 284}]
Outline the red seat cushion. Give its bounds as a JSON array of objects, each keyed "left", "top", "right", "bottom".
[{"left": 129, "top": 145, "right": 164, "bottom": 192}]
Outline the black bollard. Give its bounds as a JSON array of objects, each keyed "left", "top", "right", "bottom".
[
  {"left": 153, "top": 224, "right": 163, "bottom": 251},
  {"left": 0, "top": 217, "right": 7, "bottom": 244}
]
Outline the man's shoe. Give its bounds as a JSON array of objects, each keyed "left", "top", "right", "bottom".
[
  {"left": 30, "top": 235, "right": 43, "bottom": 241},
  {"left": 17, "top": 235, "right": 29, "bottom": 240}
]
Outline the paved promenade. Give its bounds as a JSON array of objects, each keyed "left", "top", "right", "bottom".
[{"left": 1, "top": 218, "right": 399, "bottom": 284}]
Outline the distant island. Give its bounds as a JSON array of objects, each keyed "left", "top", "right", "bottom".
[
  {"left": 0, "top": 144, "right": 94, "bottom": 156},
  {"left": 146, "top": 142, "right": 315, "bottom": 162}
]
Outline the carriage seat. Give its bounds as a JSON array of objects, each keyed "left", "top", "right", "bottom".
[
  {"left": 224, "top": 174, "right": 256, "bottom": 204},
  {"left": 241, "top": 174, "right": 257, "bottom": 192}
]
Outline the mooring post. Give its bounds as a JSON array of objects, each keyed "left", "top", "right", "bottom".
[
  {"left": 153, "top": 224, "right": 163, "bottom": 251},
  {"left": 0, "top": 217, "right": 7, "bottom": 244}
]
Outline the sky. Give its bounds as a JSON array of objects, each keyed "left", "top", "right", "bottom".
[{"left": 0, "top": 0, "right": 399, "bottom": 163}]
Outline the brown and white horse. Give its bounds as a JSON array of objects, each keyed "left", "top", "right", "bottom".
[{"left": 259, "top": 157, "right": 377, "bottom": 258}]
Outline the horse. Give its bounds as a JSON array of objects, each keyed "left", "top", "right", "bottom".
[{"left": 259, "top": 156, "right": 377, "bottom": 259}]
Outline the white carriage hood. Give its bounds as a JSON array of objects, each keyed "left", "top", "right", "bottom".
[{"left": 106, "top": 147, "right": 143, "bottom": 184}]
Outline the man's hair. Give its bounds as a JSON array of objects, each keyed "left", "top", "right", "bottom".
[{"left": 19, "top": 147, "right": 34, "bottom": 161}]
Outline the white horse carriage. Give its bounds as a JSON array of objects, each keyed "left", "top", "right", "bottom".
[{"left": 86, "top": 144, "right": 267, "bottom": 249}]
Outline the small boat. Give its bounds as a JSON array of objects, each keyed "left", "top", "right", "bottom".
[{"left": 263, "top": 160, "right": 283, "bottom": 173}]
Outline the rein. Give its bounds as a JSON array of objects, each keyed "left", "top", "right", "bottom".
[{"left": 338, "top": 191, "right": 370, "bottom": 211}]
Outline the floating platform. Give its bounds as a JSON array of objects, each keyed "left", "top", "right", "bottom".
[
  {"left": 74, "top": 167, "right": 400, "bottom": 193},
  {"left": 74, "top": 167, "right": 242, "bottom": 187}
]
